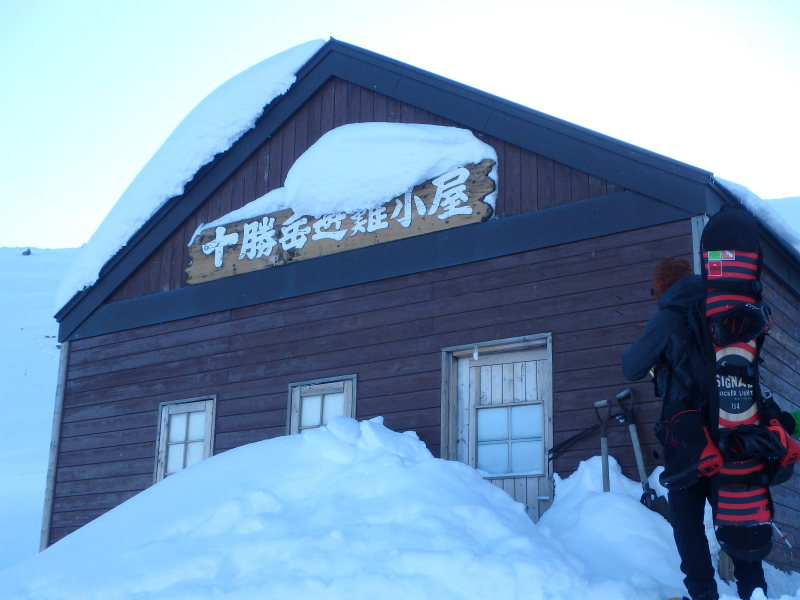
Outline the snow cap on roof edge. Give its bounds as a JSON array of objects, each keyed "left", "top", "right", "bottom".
[
  {"left": 717, "top": 178, "right": 800, "bottom": 258},
  {"left": 54, "top": 40, "right": 327, "bottom": 311}
]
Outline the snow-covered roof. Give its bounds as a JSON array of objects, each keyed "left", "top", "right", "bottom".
[
  {"left": 717, "top": 179, "right": 800, "bottom": 258},
  {"left": 55, "top": 40, "right": 326, "bottom": 310},
  {"left": 54, "top": 38, "right": 800, "bottom": 321}
]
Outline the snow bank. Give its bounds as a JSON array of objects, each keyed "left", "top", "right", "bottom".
[
  {"left": 189, "top": 122, "right": 499, "bottom": 244},
  {"left": 2, "top": 416, "right": 798, "bottom": 599},
  {"left": 0, "top": 417, "right": 584, "bottom": 599},
  {"left": 54, "top": 40, "right": 326, "bottom": 311}
]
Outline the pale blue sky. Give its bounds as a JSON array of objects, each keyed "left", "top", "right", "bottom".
[{"left": 1, "top": 0, "right": 798, "bottom": 248}]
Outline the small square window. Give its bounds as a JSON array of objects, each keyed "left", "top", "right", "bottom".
[
  {"left": 288, "top": 376, "right": 356, "bottom": 434},
  {"left": 155, "top": 396, "right": 215, "bottom": 482}
]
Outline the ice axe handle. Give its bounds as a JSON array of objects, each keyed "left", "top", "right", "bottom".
[
  {"left": 594, "top": 399, "right": 611, "bottom": 492},
  {"left": 615, "top": 389, "right": 652, "bottom": 498},
  {"left": 616, "top": 388, "right": 634, "bottom": 422}
]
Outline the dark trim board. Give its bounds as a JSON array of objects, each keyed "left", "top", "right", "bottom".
[
  {"left": 56, "top": 39, "right": 726, "bottom": 344},
  {"left": 62, "top": 191, "right": 696, "bottom": 341}
]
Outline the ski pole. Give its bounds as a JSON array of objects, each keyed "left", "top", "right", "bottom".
[
  {"left": 616, "top": 389, "right": 657, "bottom": 507},
  {"left": 594, "top": 399, "right": 611, "bottom": 492}
]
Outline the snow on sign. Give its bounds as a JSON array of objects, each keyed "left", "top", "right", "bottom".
[{"left": 186, "top": 159, "right": 496, "bottom": 284}]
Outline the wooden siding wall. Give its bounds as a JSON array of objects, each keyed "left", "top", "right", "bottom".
[
  {"left": 760, "top": 271, "right": 800, "bottom": 572},
  {"left": 105, "top": 77, "right": 624, "bottom": 304},
  {"left": 51, "top": 220, "right": 687, "bottom": 545}
]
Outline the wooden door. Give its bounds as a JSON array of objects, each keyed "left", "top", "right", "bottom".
[{"left": 455, "top": 344, "right": 553, "bottom": 521}]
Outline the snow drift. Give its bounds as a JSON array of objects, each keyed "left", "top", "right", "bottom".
[{"left": 2, "top": 416, "right": 798, "bottom": 600}]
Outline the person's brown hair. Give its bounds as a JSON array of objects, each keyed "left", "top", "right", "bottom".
[{"left": 653, "top": 257, "right": 693, "bottom": 299}]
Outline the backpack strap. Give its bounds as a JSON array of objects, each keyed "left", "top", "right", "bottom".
[{"left": 656, "top": 303, "right": 714, "bottom": 422}]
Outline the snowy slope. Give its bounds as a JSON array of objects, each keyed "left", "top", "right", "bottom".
[
  {"left": 0, "top": 247, "right": 79, "bottom": 570},
  {"left": 0, "top": 417, "right": 798, "bottom": 600}
]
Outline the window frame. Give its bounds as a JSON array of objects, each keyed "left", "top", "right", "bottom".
[
  {"left": 154, "top": 395, "right": 216, "bottom": 483},
  {"left": 287, "top": 374, "right": 357, "bottom": 434},
  {"left": 474, "top": 400, "right": 545, "bottom": 477}
]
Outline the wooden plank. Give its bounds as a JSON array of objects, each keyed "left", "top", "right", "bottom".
[
  {"left": 58, "top": 427, "right": 158, "bottom": 453},
  {"left": 588, "top": 174, "right": 607, "bottom": 198},
  {"left": 52, "top": 490, "right": 141, "bottom": 512},
  {"left": 537, "top": 155, "right": 554, "bottom": 209},
  {"left": 242, "top": 155, "right": 257, "bottom": 210},
  {"left": 379, "top": 406, "right": 440, "bottom": 431},
  {"left": 387, "top": 96, "right": 400, "bottom": 122},
  {"left": 520, "top": 148, "right": 538, "bottom": 212},
  {"left": 292, "top": 101, "right": 310, "bottom": 168},
  {"left": 216, "top": 409, "right": 287, "bottom": 434},
  {"left": 333, "top": 78, "right": 348, "bottom": 128},
  {"left": 214, "top": 427, "right": 281, "bottom": 451},
  {"left": 56, "top": 442, "right": 156, "bottom": 468},
  {"left": 254, "top": 141, "right": 270, "bottom": 198},
  {"left": 502, "top": 142, "right": 521, "bottom": 218},
  {"left": 515, "top": 477, "right": 529, "bottom": 517},
  {"left": 456, "top": 361, "right": 470, "bottom": 464},
  {"left": 400, "top": 99, "right": 414, "bottom": 123},
  {"left": 525, "top": 361, "right": 537, "bottom": 401},
  {"left": 169, "top": 216, "right": 188, "bottom": 291},
  {"left": 372, "top": 90, "right": 388, "bottom": 123},
  {"left": 61, "top": 411, "right": 158, "bottom": 439},
  {"left": 51, "top": 509, "right": 112, "bottom": 529},
  {"left": 158, "top": 224, "right": 174, "bottom": 293},
  {"left": 48, "top": 526, "right": 82, "bottom": 544},
  {"left": 479, "top": 366, "right": 491, "bottom": 406},
  {"left": 502, "top": 362, "right": 514, "bottom": 403},
  {"left": 54, "top": 473, "right": 153, "bottom": 497},
  {"left": 306, "top": 89, "right": 323, "bottom": 148},
  {"left": 63, "top": 370, "right": 228, "bottom": 410},
  {"left": 279, "top": 115, "right": 295, "bottom": 184},
  {"left": 318, "top": 78, "right": 335, "bottom": 134},
  {"left": 68, "top": 337, "right": 231, "bottom": 381},
  {"left": 571, "top": 169, "right": 589, "bottom": 203},
  {"left": 346, "top": 81, "right": 361, "bottom": 123},
  {"left": 526, "top": 477, "right": 539, "bottom": 521},
  {"left": 357, "top": 86, "right": 375, "bottom": 123},
  {"left": 513, "top": 362, "right": 524, "bottom": 402},
  {"left": 56, "top": 457, "right": 154, "bottom": 482},
  {"left": 553, "top": 162, "right": 571, "bottom": 206}
]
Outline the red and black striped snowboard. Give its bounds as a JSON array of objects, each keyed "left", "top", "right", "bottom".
[{"left": 700, "top": 208, "right": 773, "bottom": 558}]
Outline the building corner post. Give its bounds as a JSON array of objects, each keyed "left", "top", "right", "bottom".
[{"left": 40, "top": 340, "right": 69, "bottom": 551}]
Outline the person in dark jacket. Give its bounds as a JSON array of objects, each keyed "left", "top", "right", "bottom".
[{"left": 622, "top": 257, "right": 766, "bottom": 600}]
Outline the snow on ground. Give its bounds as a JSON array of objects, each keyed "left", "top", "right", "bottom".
[
  {"left": 0, "top": 247, "right": 80, "bottom": 570},
  {"left": 0, "top": 415, "right": 798, "bottom": 600}
]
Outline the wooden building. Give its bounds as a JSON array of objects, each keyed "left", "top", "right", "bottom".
[{"left": 45, "top": 40, "right": 800, "bottom": 571}]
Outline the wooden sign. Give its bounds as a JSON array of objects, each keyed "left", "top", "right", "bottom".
[{"left": 186, "top": 159, "right": 496, "bottom": 284}]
